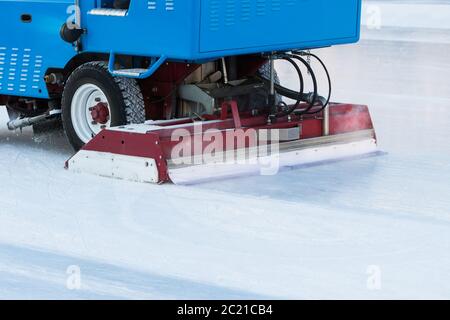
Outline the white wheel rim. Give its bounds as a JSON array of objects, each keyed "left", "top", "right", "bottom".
[{"left": 71, "top": 83, "right": 111, "bottom": 143}]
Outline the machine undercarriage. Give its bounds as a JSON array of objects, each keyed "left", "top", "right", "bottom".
[
  {"left": 1, "top": 50, "right": 377, "bottom": 185},
  {"left": 64, "top": 52, "right": 377, "bottom": 184}
]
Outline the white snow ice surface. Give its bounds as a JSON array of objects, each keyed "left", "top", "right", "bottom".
[{"left": 1, "top": 27, "right": 450, "bottom": 299}]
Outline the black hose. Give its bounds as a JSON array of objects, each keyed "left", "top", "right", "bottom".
[
  {"left": 293, "top": 51, "right": 332, "bottom": 115},
  {"left": 282, "top": 53, "right": 318, "bottom": 115},
  {"left": 258, "top": 53, "right": 319, "bottom": 117},
  {"left": 274, "top": 55, "right": 305, "bottom": 117}
]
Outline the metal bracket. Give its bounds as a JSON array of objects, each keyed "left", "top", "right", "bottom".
[
  {"left": 108, "top": 53, "right": 167, "bottom": 79},
  {"left": 220, "top": 100, "right": 242, "bottom": 129}
]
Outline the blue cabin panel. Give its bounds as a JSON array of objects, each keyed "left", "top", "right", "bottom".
[
  {"left": 0, "top": 0, "right": 362, "bottom": 99},
  {"left": 82, "top": 0, "right": 361, "bottom": 60},
  {"left": 0, "top": 0, "right": 77, "bottom": 99},
  {"left": 199, "top": 0, "right": 362, "bottom": 54}
]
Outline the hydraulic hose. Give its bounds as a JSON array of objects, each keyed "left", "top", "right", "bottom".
[
  {"left": 278, "top": 53, "right": 318, "bottom": 116},
  {"left": 257, "top": 54, "right": 308, "bottom": 117},
  {"left": 273, "top": 55, "right": 305, "bottom": 117},
  {"left": 258, "top": 53, "right": 320, "bottom": 117},
  {"left": 293, "top": 51, "right": 332, "bottom": 115}
]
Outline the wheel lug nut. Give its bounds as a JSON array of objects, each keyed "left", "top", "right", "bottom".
[{"left": 91, "top": 121, "right": 97, "bottom": 125}]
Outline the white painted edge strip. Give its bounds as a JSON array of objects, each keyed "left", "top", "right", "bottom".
[{"left": 67, "top": 150, "right": 159, "bottom": 184}]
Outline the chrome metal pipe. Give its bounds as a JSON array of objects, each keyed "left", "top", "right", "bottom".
[{"left": 323, "top": 105, "right": 330, "bottom": 136}]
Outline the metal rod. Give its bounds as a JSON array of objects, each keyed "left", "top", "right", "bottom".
[
  {"left": 323, "top": 104, "right": 330, "bottom": 136},
  {"left": 221, "top": 58, "right": 228, "bottom": 84},
  {"left": 269, "top": 57, "right": 275, "bottom": 96},
  {"left": 267, "top": 55, "right": 277, "bottom": 121},
  {"left": 7, "top": 114, "right": 48, "bottom": 131}
]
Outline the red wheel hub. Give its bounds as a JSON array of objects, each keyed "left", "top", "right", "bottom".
[{"left": 90, "top": 102, "right": 110, "bottom": 124}]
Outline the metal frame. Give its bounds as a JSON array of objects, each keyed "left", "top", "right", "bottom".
[{"left": 66, "top": 103, "right": 377, "bottom": 184}]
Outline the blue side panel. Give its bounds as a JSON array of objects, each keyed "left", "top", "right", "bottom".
[
  {"left": 82, "top": 0, "right": 361, "bottom": 61},
  {"left": 82, "top": 0, "right": 198, "bottom": 60},
  {"left": 199, "top": 0, "right": 362, "bottom": 54},
  {"left": 0, "top": 0, "right": 77, "bottom": 99}
]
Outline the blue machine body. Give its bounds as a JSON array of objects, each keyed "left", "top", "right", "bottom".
[{"left": 0, "top": 0, "right": 362, "bottom": 99}]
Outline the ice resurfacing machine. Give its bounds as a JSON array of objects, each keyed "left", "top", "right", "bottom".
[{"left": 0, "top": 0, "right": 377, "bottom": 184}]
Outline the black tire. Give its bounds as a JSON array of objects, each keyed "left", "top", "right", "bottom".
[{"left": 62, "top": 61, "right": 145, "bottom": 151}]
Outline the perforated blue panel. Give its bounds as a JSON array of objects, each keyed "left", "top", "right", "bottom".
[
  {"left": 0, "top": 46, "right": 45, "bottom": 96},
  {"left": 199, "top": 0, "right": 361, "bottom": 53},
  {"left": 84, "top": 0, "right": 361, "bottom": 61},
  {"left": 0, "top": 0, "right": 77, "bottom": 99}
]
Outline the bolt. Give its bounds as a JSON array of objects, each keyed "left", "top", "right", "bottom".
[
  {"left": 95, "top": 97, "right": 101, "bottom": 102},
  {"left": 91, "top": 121, "right": 97, "bottom": 125}
]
